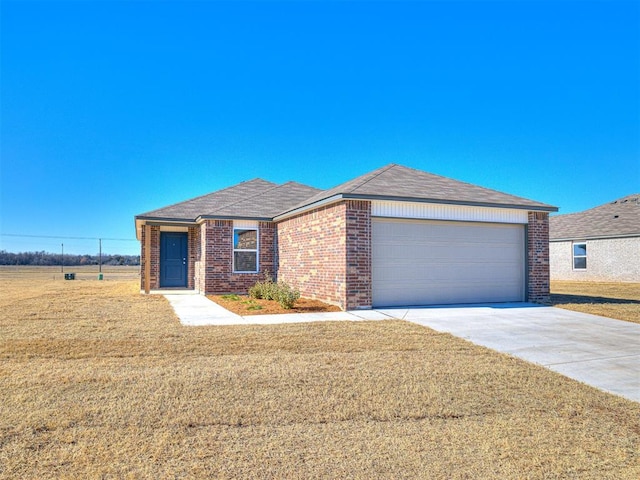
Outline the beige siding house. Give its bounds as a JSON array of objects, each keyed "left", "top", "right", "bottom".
[{"left": 550, "top": 194, "right": 640, "bottom": 282}]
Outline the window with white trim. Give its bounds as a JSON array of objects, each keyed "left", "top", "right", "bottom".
[
  {"left": 233, "top": 228, "right": 258, "bottom": 272},
  {"left": 573, "top": 242, "right": 587, "bottom": 270}
]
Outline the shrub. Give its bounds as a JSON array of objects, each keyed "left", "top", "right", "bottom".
[
  {"left": 248, "top": 276, "right": 300, "bottom": 309},
  {"left": 263, "top": 281, "right": 278, "bottom": 301},
  {"left": 249, "top": 280, "right": 278, "bottom": 300},
  {"left": 248, "top": 282, "right": 264, "bottom": 299},
  {"left": 275, "top": 282, "right": 300, "bottom": 310},
  {"left": 249, "top": 271, "right": 279, "bottom": 301}
]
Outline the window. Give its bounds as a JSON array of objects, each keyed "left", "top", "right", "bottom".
[
  {"left": 573, "top": 242, "right": 587, "bottom": 270},
  {"left": 233, "top": 228, "right": 258, "bottom": 272}
]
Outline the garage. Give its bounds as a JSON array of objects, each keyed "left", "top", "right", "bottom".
[{"left": 372, "top": 218, "right": 526, "bottom": 307}]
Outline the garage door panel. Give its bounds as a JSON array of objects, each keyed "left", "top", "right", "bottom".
[
  {"left": 372, "top": 219, "right": 525, "bottom": 307},
  {"left": 375, "top": 283, "right": 522, "bottom": 306}
]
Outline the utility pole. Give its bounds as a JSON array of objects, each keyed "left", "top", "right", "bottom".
[
  {"left": 99, "top": 238, "right": 102, "bottom": 273},
  {"left": 61, "top": 243, "right": 64, "bottom": 273}
]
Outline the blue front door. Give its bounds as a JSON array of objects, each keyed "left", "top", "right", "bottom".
[{"left": 160, "top": 232, "right": 188, "bottom": 288}]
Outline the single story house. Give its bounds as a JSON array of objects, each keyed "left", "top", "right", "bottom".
[
  {"left": 550, "top": 194, "right": 640, "bottom": 282},
  {"left": 135, "top": 164, "right": 557, "bottom": 309}
]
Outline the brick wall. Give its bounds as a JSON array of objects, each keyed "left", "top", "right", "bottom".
[
  {"left": 550, "top": 237, "right": 640, "bottom": 282},
  {"left": 139, "top": 226, "right": 146, "bottom": 291},
  {"left": 527, "top": 211, "right": 551, "bottom": 303},
  {"left": 187, "top": 226, "right": 199, "bottom": 290},
  {"left": 195, "top": 223, "right": 207, "bottom": 293},
  {"left": 277, "top": 202, "right": 347, "bottom": 307},
  {"left": 140, "top": 224, "right": 160, "bottom": 291},
  {"left": 345, "top": 200, "right": 372, "bottom": 309},
  {"left": 277, "top": 200, "right": 372, "bottom": 310},
  {"left": 197, "top": 219, "right": 276, "bottom": 294}
]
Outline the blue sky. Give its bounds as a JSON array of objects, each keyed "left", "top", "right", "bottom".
[{"left": 1, "top": 0, "right": 638, "bottom": 255}]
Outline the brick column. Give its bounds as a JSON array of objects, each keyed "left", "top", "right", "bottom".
[
  {"left": 140, "top": 225, "right": 148, "bottom": 292},
  {"left": 195, "top": 221, "right": 209, "bottom": 293},
  {"left": 140, "top": 224, "right": 160, "bottom": 292},
  {"left": 527, "top": 211, "right": 551, "bottom": 303},
  {"left": 345, "top": 200, "right": 372, "bottom": 310},
  {"left": 187, "top": 226, "right": 199, "bottom": 290}
]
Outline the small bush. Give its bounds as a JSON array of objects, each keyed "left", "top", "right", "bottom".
[
  {"left": 248, "top": 283, "right": 264, "bottom": 299},
  {"left": 248, "top": 276, "right": 300, "bottom": 309},
  {"left": 249, "top": 271, "right": 278, "bottom": 301},
  {"left": 263, "top": 281, "right": 278, "bottom": 301},
  {"left": 275, "top": 282, "right": 300, "bottom": 310},
  {"left": 249, "top": 280, "right": 278, "bottom": 300}
]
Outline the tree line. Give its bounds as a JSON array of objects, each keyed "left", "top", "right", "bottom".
[{"left": 0, "top": 250, "right": 140, "bottom": 266}]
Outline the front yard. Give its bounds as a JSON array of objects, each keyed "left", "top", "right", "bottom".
[
  {"left": 551, "top": 281, "right": 640, "bottom": 324},
  {"left": 0, "top": 268, "right": 638, "bottom": 478}
]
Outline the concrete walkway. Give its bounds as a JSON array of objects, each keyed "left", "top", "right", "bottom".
[
  {"left": 164, "top": 295, "right": 640, "bottom": 403},
  {"left": 163, "top": 294, "right": 393, "bottom": 326}
]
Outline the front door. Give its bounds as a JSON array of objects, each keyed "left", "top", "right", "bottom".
[{"left": 160, "top": 232, "right": 188, "bottom": 288}]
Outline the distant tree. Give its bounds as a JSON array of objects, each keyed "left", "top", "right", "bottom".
[{"left": 0, "top": 250, "right": 140, "bottom": 266}]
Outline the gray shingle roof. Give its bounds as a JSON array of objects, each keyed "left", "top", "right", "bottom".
[
  {"left": 280, "top": 164, "right": 556, "bottom": 215},
  {"left": 136, "top": 163, "right": 557, "bottom": 229},
  {"left": 204, "top": 181, "right": 323, "bottom": 219},
  {"left": 550, "top": 194, "right": 640, "bottom": 240},
  {"left": 137, "top": 179, "right": 321, "bottom": 221}
]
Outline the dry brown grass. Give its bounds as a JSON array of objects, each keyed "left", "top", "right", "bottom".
[
  {"left": 551, "top": 281, "right": 640, "bottom": 324},
  {"left": 1, "top": 267, "right": 639, "bottom": 479}
]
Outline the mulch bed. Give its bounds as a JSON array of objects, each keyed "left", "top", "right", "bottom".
[{"left": 208, "top": 294, "right": 342, "bottom": 315}]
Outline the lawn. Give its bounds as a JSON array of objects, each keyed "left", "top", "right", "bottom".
[
  {"left": 1, "top": 267, "right": 638, "bottom": 479},
  {"left": 551, "top": 281, "right": 640, "bottom": 324}
]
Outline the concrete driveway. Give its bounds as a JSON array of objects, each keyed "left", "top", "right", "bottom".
[{"left": 379, "top": 303, "right": 640, "bottom": 403}]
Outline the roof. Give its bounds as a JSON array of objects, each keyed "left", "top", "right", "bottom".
[
  {"left": 279, "top": 164, "right": 557, "bottom": 217},
  {"left": 136, "top": 163, "right": 557, "bottom": 238},
  {"left": 137, "top": 179, "right": 322, "bottom": 221},
  {"left": 550, "top": 194, "right": 640, "bottom": 240}
]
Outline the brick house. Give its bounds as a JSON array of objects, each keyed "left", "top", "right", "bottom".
[
  {"left": 135, "top": 164, "right": 557, "bottom": 309},
  {"left": 550, "top": 194, "right": 640, "bottom": 282}
]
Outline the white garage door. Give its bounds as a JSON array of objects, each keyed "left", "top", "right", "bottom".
[{"left": 372, "top": 218, "right": 525, "bottom": 307}]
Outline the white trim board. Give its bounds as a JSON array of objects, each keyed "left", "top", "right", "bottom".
[{"left": 371, "top": 200, "right": 529, "bottom": 224}]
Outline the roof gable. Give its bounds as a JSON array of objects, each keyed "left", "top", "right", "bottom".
[
  {"left": 550, "top": 194, "right": 640, "bottom": 240},
  {"left": 281, "top": 164, "right": 556, "bottom": 216}
]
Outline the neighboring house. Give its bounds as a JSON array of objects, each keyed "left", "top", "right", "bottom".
[
  {"left": 135, "top": 164, "right": 557, "bottom": 309},
  {"left": 550, "top": 194, "right": 640, "bottom": 282}
]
